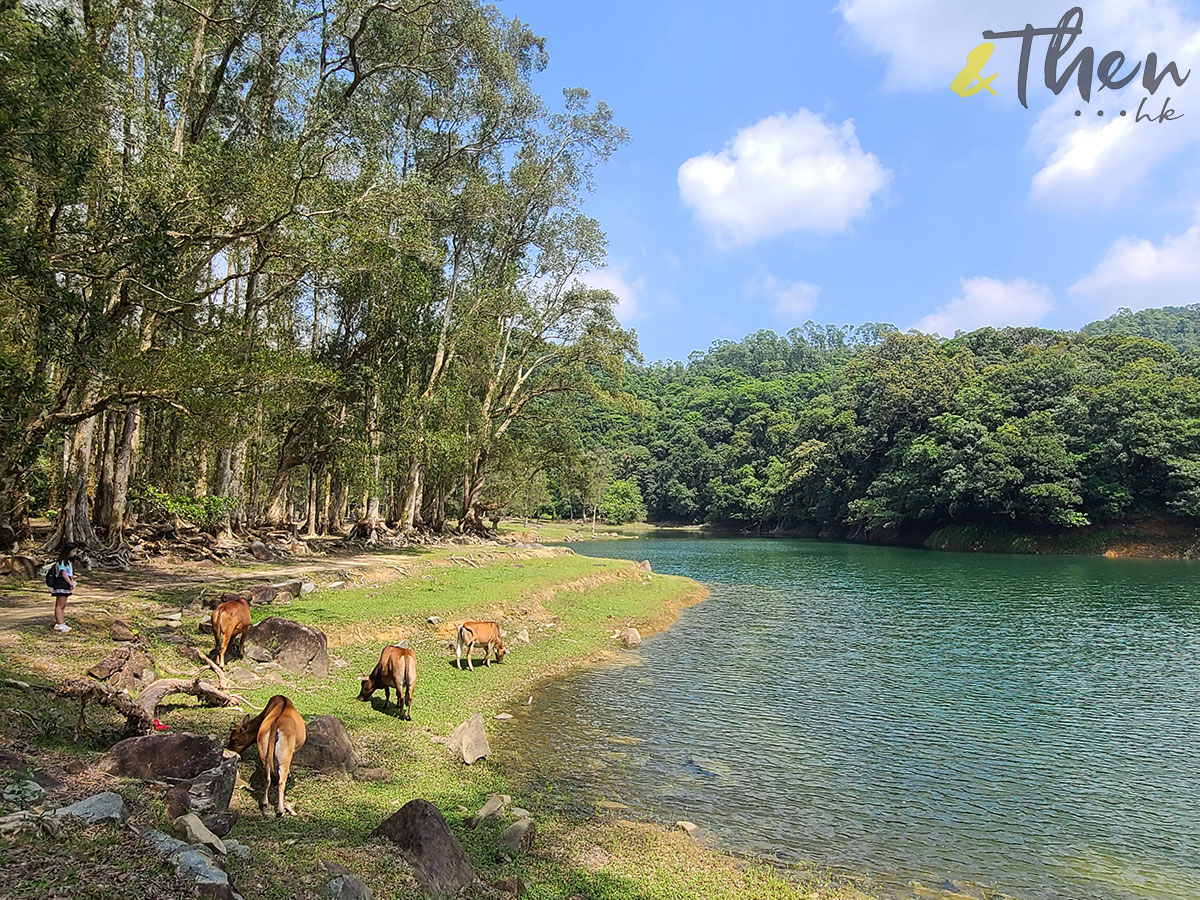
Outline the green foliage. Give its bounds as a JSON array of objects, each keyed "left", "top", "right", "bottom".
[
  {"left": 132, "top": 484, "right": 235, "bottom": 529},
  {"left": 600, "top": 479, "right": 647, "bottom": 524},
  {"left": 578, "top": 322, "right": 1200, "bottom": 537},
  {"left": 1083, "top": 304, "right": 1200, "bottom": 352}
]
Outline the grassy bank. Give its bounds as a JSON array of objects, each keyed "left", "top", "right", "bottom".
[
  {"left": 923, "top": 519, "right": 1200, "bottom": 558},
  {"left": 0, "top": 546, "right": 876, "bottom": 900}
]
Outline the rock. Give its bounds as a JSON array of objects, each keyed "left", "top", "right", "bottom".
[
  {"left": 0, "top": 554, "right": 36, "bottom": 580},
  {"left": 618, "top": 627, "right": 642, "bottom": 648},
  {"left": 498, "top": 818, "right": 535, "bottom": 854},
  {"left": 322, "top": 874, "right": 373, "bottom": 900},
  {"left": 371, "top": 799, "right": 477, "bottom": 897},
  {"left": 426, "top": 615, "right": 442, "bottom": 625},
  {"left": 509, "top": 808, "right": 531, "bottom": 820},
  {"left": 30, "top": 767, "right": 66, "bottom": 792},
  {"left": 111, "top": 619, "right": 136, "bottom": 641},
  {"left": 514, "top": 629, "right": 530, "bottom": 644},
  {"left": 328, "top": 581, "right": 346, "bottom": 590},
  {"left": 446, "top": 714, "right": 490, "bottom": 765},
  {"left": 203, "top": 812, "right": 239, "bottom": 838},
  {"left": 321, "top": 860, "right": 354, "bottom": 877},
  {"left": 272, "top": 579, "right": 316, "bottom": 598},
  {"left": 638, "top": 560, "right": 652, "bottom": 572},
  {"left": 293, "top": 716, "right": 359, "bottom": 775},
  {"left": 2, "top": 780, "right": 44, "bottom": 806},
  {"left": 99, "top": 733, "right": 225, "bottom": 782},
  {"left": 159, "top": 611, "right": 183, "bottom": 622},
  {"left": 199, "top": 619, "right": 215, "bottom": 634},
  {"left": 87, "top": 644, "right": 156, "bottom": 690},
  {"left": 246, "top": 645, "right": 273, "bottom": 663},
  {"left": 476, "top": 793, "right": 508, "bottom": 822},
  {"left": 494, "top": 875, "right": 525, "bottom": 896},
  {"left": 164, "top": 752, "right": 239, "bottom": 819},
  {"left": 175, "top": 813, "right": 227, "bottom": 855},
  {"left": 246, "top": 617, "right": 329, "bottom": 676},
  {"left": 140, "top": 827, "right": 237, "bottom": 899},
  {"left": 223, "top": 838, "right": 251, "bottom": 860},
  {"left": 494, "top": 713, "right": 513, "bottom": 721},
  {"left": 249, "top": 540, "right": 272, "bottom": 561},
  {"left": 53, "top": 791, "right": 130, "bottom": 826},
  {"left": 675, "top": 820, "right": 698, "bottom": 836}
]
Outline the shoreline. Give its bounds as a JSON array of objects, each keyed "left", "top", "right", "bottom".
[{"left": 0, "top": 543, "right": 881, "bottom": 900}]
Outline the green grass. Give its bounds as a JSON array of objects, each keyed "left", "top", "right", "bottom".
[{"left": 0, "top": 549, "right": 878, "bottom": 900}]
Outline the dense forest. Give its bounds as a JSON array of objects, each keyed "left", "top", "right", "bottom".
[
  {"left": 585, "top": 309, "right": 1200, "bottom": 538},
  {"left": 1, "top": 0, "right": 633, "bottom": 555},
  {"left": 3, "top": 2, "right": 1198, "bottom": 558}
]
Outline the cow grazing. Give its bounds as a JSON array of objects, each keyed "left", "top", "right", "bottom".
[
  {"left": 210, "top": 595, "right": 251, "bottom": 668},
  {"left": 455, "top": 621, "right": 507, "bottom": 672},
  {"left": 227, "top": 694, "right": 307, "bottom": 817},
  {"left": 359, "top": 643, "right": 417, "bottom": 720}
]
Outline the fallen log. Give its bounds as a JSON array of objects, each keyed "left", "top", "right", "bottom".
[{"left": 57, "top": 676, "right": 248, "bottom": 736}]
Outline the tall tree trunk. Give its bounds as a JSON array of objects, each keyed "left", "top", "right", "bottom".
[
  {"left": 194, "top": 444, "right": 208, "bottom": 498},
  {"left": 460, "top": 447, "right": 488, "bottom": 533},
  {"left": 93, "top": 412, "right": 118, "bottom": 530},
  {"left": 327, "top": 468, "right": 347, "bottom": 534},
  {"left": 46, "top": 398, "right": 104, "bottom": 554},
  {"left": 399, "top": 458, "right": 423, "bottom": 533},
  {"left": 171, "top": 1, "right": 213, "bottom": 156},
  {"left": 303, "top": 463, "right": 319, "bottom": 537},
  {"left": 106, "top": 403, "right": 141, "bottom": 544}
]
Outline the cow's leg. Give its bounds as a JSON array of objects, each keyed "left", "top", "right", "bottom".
[{"left": 467, "top": 641, "right": 476, "bottom": 672}]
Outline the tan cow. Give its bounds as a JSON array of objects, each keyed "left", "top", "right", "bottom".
[
  {"left": 358, "top": 643, "right": 417, "bottom": 720},
  {"left": 227, "top": 694, "right": 307, "bottom": 817},
  {"left": 455, "top": 621, "right": 507, "bottom": 672},
  {"left": 210, "top": 595, "right": 251, "bottom": 668}
]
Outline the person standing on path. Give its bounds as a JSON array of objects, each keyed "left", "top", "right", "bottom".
[{"left": 48, "top": 545, "right": 75, "bottom": 633}]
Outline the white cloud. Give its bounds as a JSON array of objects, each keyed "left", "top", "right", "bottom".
[
  {"left": 742, "top": 273, "right": 822, "bottom": 320},
  {"left": 837, "top": 0, "right": 1200, "bottom": 205},
  {"left": 916, "top": 276, "right": 1054, "bottom": 336},
  {"left": 1069, "top": 219, "right": 1200, "bottom": 313},
  {"left": 677, "top": 109, "right": 891, "bottom": 246},
  {"left": 574, "top": 265, "right": 643, "bottom": 324}
]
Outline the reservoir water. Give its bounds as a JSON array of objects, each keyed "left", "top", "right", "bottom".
[{"left": 508, "top": 537, "right": 1200, "bottom": 900}]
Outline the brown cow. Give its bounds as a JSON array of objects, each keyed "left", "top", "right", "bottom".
[
  {"left": 210, "top": 595, "right": 251, "bottom": 668},
  {"left": 358, "top": 643, "right": 417, "bottom": 720},
  {"left": 455, "top": 621, "right": 507, "bottom": 672},
  {"left": 227, "top": 694, "right": 307, "bottom": 817}
]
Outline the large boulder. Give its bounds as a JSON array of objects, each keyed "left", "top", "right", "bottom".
[
  {"left": 98, "top": 733, "right": 225, "bottom": 782},
  {"left": 371, "top": 799, "right": 476, "bottom": 897},
  {"left": 246, "top": 617, "right": 328, "bottom": 676},
  {"left": 446, "top": 714, "right": 490, "bottom": 765},
  {"left": 163, "top": 751, "right": 240, "bottom": 819},
  {"left": 293, "top": 716, "right": 359, "bottom": 775}
]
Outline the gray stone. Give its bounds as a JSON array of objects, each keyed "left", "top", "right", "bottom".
[
  {"left": 322, "top": 873, "right": 373, "bottom": 900},
  {"left": 246, "top": 617, "right": 329, "bottom": 676},
  {"left": 53, "top": 791, "right": 130, "bottom": 826},
  {"left": 249, "top": 540, "right": 271, "bottom": 561},
  {"left": 140, "top": 827, "right": 191, "bottom": 857},
  {"left": 223, "top": 838, "right": 251, "bottom": 860},
  {"left": 514, "top": 629, "right": 530, "bottom": 644},
  {"left": 293, "top": 715, "right": 359, "bottom": 775},
  {"left": 164, "top": 752, "right": 239, "bottom": 820},
  {"left": 498, "top": 818, "right": 535, "bottom": 854},
  {"left": 371, "top": 799, "right": 477, "bottom": 897},
  {"left": 203, "top": 811, "right": 239, "bottom": 838},
  {"left": 328, "top": 581, "right": 346, "bottom": 590},
  {"left": 476, "top": 793, "right": 507, "bottom": 822},
  {"left": 509, "top": 808, "right": 531, "bottom": 820},
  {"left": 140, "top": 827, "right": 236, "bottom": 898},
  {"left": 3, "top": 780, "right": 44, "bottom": 806},
  {"left": 447, "top": 714, "right": 490, "bottom": 765},
  {"left": 675, "top": 820, "right": 698, "bottom": 835},
  {"left": 618, "top": 627, "right": 642, "bottom": 648},
  {"left": 426, "top": 615, "right": 442, "bottom": 625},
  {"left": 246, "top": 645, "right": 273, "bottom": 663},
  {"left": 175, "top": 812, "right": 227, "bottom": 855}
]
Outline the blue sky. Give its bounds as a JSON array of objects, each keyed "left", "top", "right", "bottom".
[{"left": 504, "top": 0, "right": 1200, "bottom": 362}]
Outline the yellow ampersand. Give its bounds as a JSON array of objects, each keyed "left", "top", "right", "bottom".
[{"left": 951, "top": 42, "right": 998, "bottom": 97}]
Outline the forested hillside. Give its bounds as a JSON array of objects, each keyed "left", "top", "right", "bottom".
[
  {"left": 586, "top": 323, "right": 1200, "bottom": 538},
  {"left": 1, "top": 0, "right": 631, "bottom": 554},
  {"left": 1083, "top": 304, "right": 1200, "bottom": 353}
]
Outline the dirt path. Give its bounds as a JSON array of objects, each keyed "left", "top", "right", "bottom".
[{"left": 0, "top": 545, "right": 540, "bottom": 632}]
